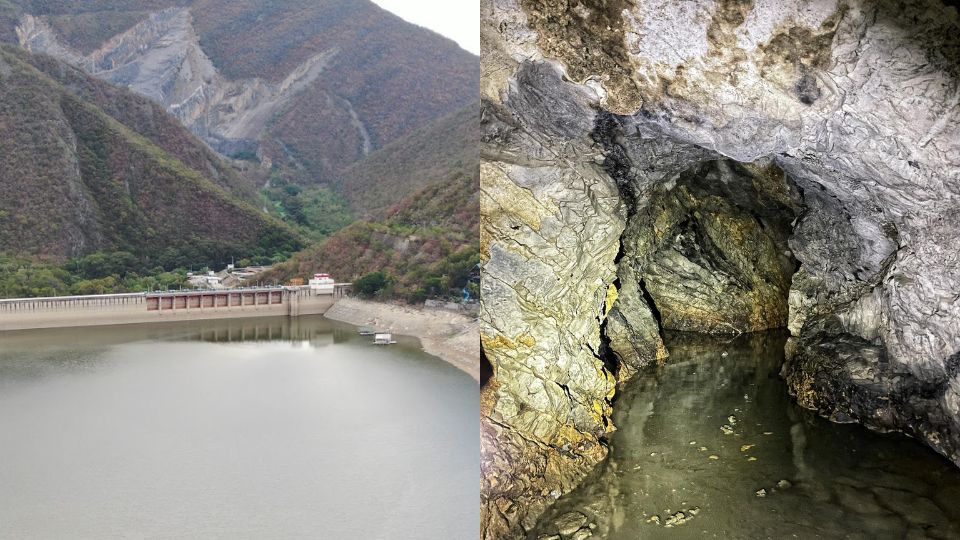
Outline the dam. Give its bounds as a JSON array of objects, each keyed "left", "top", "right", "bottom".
[{"left": 0, "top": 285, "right": 351, "bottom": 331}]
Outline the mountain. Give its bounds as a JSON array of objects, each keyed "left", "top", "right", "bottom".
[
  {"left": 336, "top": 103, "right": 478, "bottom": 218},
  {"left": 262, "top": 105, "right": 480, "bottom": 301},
  {"left": 3, "top": 0, "right": 479, "bottom": 187},
  {"left": 0, "top": 1, "right": 478, "bottom": 302},
  {"left": 0, "top": 45, "right": 301, "bottom": 266}
]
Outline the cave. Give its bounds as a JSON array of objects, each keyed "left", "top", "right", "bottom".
[
  {"left": 599, "top": 151, "right": 802, "bottom": 380},
  {"left": 480, "top": 0, "right": 960, "bottom": 538}
]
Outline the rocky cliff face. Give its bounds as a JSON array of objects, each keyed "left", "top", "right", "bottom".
[
  {"left": 481, "top": 0, "right": 960, "bottom": 538},
  {"left": 10, "top": 0, "right": 479, "bottom": 186},
  {"left": 17, "top": 8, "right": 341, "bottom": 157}
]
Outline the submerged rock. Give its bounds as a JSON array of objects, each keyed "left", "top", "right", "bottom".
[
  {"left": 834, "top": 484, "right": 885, "bottom": 515},
  {"left": 873, "top": 488, "right": 948, "bottom": 527},
  {"left": 554, "top": 512, "right": 588, "bottom": 536}
]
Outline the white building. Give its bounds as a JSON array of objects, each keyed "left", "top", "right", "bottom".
[{"left": 308, "top": 273, "right": 335, "bottom": 294}]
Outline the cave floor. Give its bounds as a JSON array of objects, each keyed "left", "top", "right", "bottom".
[{"left": 530, "top": 331, "right": 960, "bottom": 540}]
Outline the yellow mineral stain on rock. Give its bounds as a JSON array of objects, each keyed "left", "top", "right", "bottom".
[
  {"left": 592, "top": 399, "right": 605, "bottom": 417},
  {"left": 481, "top": 333, "right": 517, "bottom": 351},
  {"left": 556, "top": 424, "right": 586, "bottom": 446},
  {"left": 604, "top": 283, "right": 619, "bottom": 318},
  {"left": 479, "top": 224, "right": 493, "bottom": 262},
  {"left": 605, "top": 370, "right": 617, "bottom": 399}
]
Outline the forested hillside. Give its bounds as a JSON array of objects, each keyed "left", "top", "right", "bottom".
[
  {"left": 262, "top": 106, "right": 480, "bottom": 302},
  {"left": 336, "top": 103, "right": 478, "bottom": 218},
  {"left": 0, "top": 1, "right": 477, "bottom": 302},
  {"left": 265, "top": 172, "right": 479, "bottom": 303},
  {"left": 0, "top": 45, "right": 300, "bottom": 268}
]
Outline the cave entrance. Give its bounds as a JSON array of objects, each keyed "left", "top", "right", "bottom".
[{"left": 603, "top": 158, "right": 803, "bottom": 375}]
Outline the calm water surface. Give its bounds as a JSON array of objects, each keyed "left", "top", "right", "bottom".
[
  {"left": 0, "top": 316, "right": 477, "bottom": 539},
  {"left": 532, "top": 331, "right": 960, "bottom": 540}
]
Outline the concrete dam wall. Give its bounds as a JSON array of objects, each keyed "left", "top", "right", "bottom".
[{"left": 0, "top": 286, "right": 349, "bottom": 331}]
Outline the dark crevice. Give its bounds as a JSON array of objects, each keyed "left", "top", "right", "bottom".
[
  {"left": 589, "top": 108, "right": 635, "bottom": 378},
  {"left": 480, "top": 345, "right": 493, "bottom": 389},
  {"left": 590, "top": 110, "right": 638, "bottom": 212},
  {"left": 597, "top": 313, "right": 620, "bottom": 379},
  {"left": 592, "top": 110, "right": 640, "bottom": 381},
  {"left": 598, "top": 234, "right": 628, "bottom": 378},
  {"left": 638, "top": 278, "right": 663, "bottom": 328}
]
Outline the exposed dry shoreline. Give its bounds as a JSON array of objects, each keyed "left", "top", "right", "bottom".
[{"left": 325, "top": 297, "right": 479, "bottom": 383}]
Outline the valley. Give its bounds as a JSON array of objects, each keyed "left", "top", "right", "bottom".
[{"left": 0, "top": 0, "right": 479, "bottom": 306}]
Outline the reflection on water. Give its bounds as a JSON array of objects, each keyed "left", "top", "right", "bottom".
[
  {"left": 0, "top": 315, "right": 360, "bottom": 349},
  {"left": 531, "top": 331, "right": 960, "bottom": 540},
  {"left": 0, "top": 315, "right": 478, "bottom": 539}
]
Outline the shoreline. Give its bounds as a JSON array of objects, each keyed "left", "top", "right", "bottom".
[{"left": 325, "top": 297, "right": 479, "bottom": 383}]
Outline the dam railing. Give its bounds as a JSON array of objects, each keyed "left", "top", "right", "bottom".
[
  {"left": 0, "top": 285, "right": 352, "bottom": 330},
  {"left": 0, "top": 292, "right": 146, "bottom": 311}
]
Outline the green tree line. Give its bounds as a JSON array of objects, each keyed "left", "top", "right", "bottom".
[{"left": 0, "top": 251, "right": 196, "bottom": 298}]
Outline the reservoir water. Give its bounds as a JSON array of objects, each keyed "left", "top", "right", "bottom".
[
  {"left": 0, "top": 315, "right": 478, "bottom": 539},
  {"left": 531, "top": 331, "right": 960, "bottom": 539}
]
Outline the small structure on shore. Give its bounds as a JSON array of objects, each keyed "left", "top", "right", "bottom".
[
  {"left": 374, "top": 333, "right": 396, "bottom": 345},
  {"left": 188, "top": 271, "right": 223, "bottom": 289},
  {"left": 308, "top": 273, "right": 335, "bottom": 294}
]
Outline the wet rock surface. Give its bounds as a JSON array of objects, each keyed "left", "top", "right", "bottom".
[
  {"left": 782, "top": 325, "right": 960, "bottom": 465},
  {"left": 481, "top": 0, "right": 960, "bottom": 537}
]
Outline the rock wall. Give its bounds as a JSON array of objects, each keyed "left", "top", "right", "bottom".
[
  {"left": 481, "top": 0, "right": 960, "bottom": 538},
  {"left": 480, "top": 63, "right": 625, "bottom": 536}
]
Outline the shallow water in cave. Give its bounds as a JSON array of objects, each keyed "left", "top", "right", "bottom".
[{"left": 530, "top": 331, "right": 960, "bottom": 540}]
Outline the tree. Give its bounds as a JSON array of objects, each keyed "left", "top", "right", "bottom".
[{"left": 353, "top": 271, "right": 391, "bottom": 297}]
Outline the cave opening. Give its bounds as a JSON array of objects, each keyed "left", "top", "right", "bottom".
[{"left": 602, "top": 156, "right": 805, "bottom": 374}]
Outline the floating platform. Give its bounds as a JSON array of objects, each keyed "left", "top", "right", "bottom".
[{"left": 374, "top": 333, "right": 397, "bottom": 345}]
